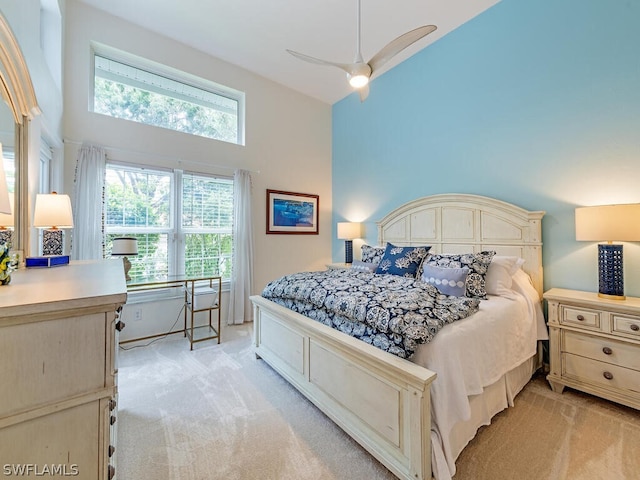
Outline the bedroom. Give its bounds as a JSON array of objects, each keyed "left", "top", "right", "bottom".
[{"left": 0, "top": 0, "right": 639, "bottom": 478}]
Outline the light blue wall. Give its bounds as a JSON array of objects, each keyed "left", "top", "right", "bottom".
[{"left": 332, "top": 0, "right": 640, "bottom": 296}]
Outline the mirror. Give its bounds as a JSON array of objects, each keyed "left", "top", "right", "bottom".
[
  {"left": 0, "top": 12, "right": 41, "bottom": 257},
  {"left": 0, "top": 99, "right": 15, "bottom": 245}
]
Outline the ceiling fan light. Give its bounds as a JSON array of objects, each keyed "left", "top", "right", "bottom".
[{"left": 348, "top": 74, "right": 369, "bottom": 88}]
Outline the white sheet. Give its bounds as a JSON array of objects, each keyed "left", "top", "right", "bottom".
[{"left": 410, "top": 277, "right": 547, "bottom": 480}]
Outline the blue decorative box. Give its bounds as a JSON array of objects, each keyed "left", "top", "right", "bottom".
[{"left": 25, "top": 255, "right": 70, "bottom": 268}]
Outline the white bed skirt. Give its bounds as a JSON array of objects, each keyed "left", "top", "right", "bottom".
[{"left": 431, "top": 355, "right": 537, "bottom": 480}]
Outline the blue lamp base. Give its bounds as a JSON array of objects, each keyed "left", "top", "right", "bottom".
[
  {"left": 42, "top": 229, "right": 64, "bottom": 256},
  {"left": 598, "top": 244, "right": 625, "bottom": 300},
  {"left": 0, "top": 229, "right": 12, "bottom": 246},
  {"left": 344, "top": 239, "right": 353, "bottom": 264}
]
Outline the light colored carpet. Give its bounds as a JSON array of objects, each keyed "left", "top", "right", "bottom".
[{"left": 117, "top": 324, "right": 640, "bottom": 480}]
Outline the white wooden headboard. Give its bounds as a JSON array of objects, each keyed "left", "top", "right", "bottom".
[{"left": 377, "top": 194, "right": 545, "bottom": 297}]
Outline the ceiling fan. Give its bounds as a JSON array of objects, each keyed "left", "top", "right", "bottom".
[{"left": 287, "top": 0, "right": 437, "bottom": 102}]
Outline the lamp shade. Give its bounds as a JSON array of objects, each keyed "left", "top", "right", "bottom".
[
  {"left": 111, "top": 237, "right": 138, "bottom": 256},
  {"left": 0, "top": 144, "right": 11, "bottom": 215},
  {"left": 33, "top": 193, "right": 74, "bottom": 228},
  {"left": 0, "top": 196, "right": 14, "bottom": 228},
  {"left": 337, "top": 222, "right": 362, "bottom": 240},
  {"left": 576, "top": 204, "right": 640, "bottom": 241}
]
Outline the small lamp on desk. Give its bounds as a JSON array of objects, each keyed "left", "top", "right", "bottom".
[
  {"left": 33, "top": 192, "right": 74, "bottom": 256},
  {"left": 337, "top": 222, "right": 362, "bottom": 264},
  {"left": 111, "top": 237, "right": 138, "bottom": 281},
  {"left": 576, "top": 203, "right": 640, "bottom": 300}
]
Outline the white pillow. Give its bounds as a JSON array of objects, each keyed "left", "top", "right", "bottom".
[
  {"left": 350, "top": 260, "right": 378, "bottom": 273},
  {"left": 485, "top": 255, "right": 525, "bottom": 297}
]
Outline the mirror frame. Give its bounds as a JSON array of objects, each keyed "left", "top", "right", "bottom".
[{"left": 0, "top": 13, "right": 41, "bottom": 257}]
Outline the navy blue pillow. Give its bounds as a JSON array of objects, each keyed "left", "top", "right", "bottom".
[{"left": 374, "top": 243, "right": 431, "bottom": 278}]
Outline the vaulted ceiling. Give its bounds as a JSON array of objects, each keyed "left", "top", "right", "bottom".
[{"left": 77, "top": 0, "right": 500, "bottom": 104}]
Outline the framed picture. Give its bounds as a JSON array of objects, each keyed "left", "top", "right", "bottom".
[{"left": 266, "top": 189, "right": 319, "bottom": 234}]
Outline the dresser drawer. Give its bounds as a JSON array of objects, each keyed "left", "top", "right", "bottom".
[
  {"left": 0, "top": 314, "right": 108, "bottom": 417},
  {"left": 612, "top": 314, "right": 640, "bottom": 340},
  {"left": 563, "top": 353, "right": 640, "bottom": 394},
  {"left": 0, "top": 400, "right": 99, "bottom": 472},
  {"left": 560, "top": 305, "right": 600, "bottom": 329},
  {"left": 563, "top": 330, "right": 640, "bottom": 371}
]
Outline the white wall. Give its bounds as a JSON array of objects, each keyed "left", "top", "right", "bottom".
[
  {"left": 63, "top": 1, "right": 332, "bottom": 337},
  {"left": 0, "top": 0, "right": 65, "bottom": 256}
]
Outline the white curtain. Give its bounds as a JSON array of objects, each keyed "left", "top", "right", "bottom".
[
  {"left": 71, "top": 144, "right": 106, "bottom": 260},
  {"left": 227, "top": 169, "right": 254, "bottom": 325}
]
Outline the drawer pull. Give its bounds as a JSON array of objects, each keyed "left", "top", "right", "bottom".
[
  {"left": 603, "top": 371, "right": 614, "bottom": 380},
  {"left": 115, "top": 320, "right": 126, "bottom": 332},
  {"left": 576, "top": 315, "right": 585, "bottom": 321},
  {"left": 631, "top": 324, "right": 639, "bottom": 332},
  {"left": 602, "top": 346, "right": 613, "bottom": 355}
]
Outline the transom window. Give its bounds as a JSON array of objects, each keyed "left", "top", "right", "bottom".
[
  {"left": 92, "top": 48, "right": 244, "bottom": 145},
  {"left": 105, "top": 163, "right": 233, "bottom": 283}
]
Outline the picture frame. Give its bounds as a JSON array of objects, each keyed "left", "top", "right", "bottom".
[{"left": 266, "top": 189, "right": 319, "bottom": 234}]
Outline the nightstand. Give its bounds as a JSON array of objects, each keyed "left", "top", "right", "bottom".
[
  {"left": 326, "top": 263, "right": 351, "bottom": 270},
  {"left": 544, "top": 288, "right": 640, "bottom": 410}
]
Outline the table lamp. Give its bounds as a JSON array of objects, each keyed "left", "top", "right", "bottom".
[
  {"left": 0, "top": 196, "right": 13, "bottom": 246},
  {"left": 575, "top": 204, "right": 640, "bottom": 300},
  {"left": 33, "top": 192, "right": 74, "bottom": 256},
  {"left": 112, "top": 237, "right": 138, "bottom": 281},
  {"left": 0, "top": 144, "right": 11, "bottom": 220},
  {"left": 0, "top": 146, "right": 12, "bottom": 278},
  {"left": 337, "top": 222, "right": 362, "bottom": 264}
]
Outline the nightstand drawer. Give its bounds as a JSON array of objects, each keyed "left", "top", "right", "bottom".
[
  {"left": 563, "top": 353, "right": 640, "bottom": 394},
  {"left": 545, "top": 288, "right": 640, "bottom": 409},
  {"left": 560, "top": 305, "right": 600, "bottom": 329},
  {"left": 564, "top": 331, "right": 640, "bottom": 371},
  {"left": 612, "top": 314, "right": 640, "bottom": 340}
]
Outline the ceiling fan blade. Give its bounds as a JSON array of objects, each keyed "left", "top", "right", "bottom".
[
  {"left": 358, "top": 84, "right": 370, "bottom": 102},
  {"left": 367, "top": 25, "right": 437, "bottom": 75},
  {"left": 286, "top": 49, "right": 352, "bottom": 73}
]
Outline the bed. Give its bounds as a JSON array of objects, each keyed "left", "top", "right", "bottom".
[{"left": 250, "top": 193, "right": 546, "bottom": 480}]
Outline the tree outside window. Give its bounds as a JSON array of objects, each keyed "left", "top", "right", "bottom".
[{"left": 105, "top": 165, "right": 233, "bottom": 283}]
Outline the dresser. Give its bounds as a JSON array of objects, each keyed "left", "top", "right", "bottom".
[
  {"left": 544, "top": 288, "right": 640, "bottom": 410},
  {"left": 0, "top": 260, "right": 128, "bottom": 479}
]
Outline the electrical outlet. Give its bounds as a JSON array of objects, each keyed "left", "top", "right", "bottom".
[{"left": 133, "top": 308, "right": 143, "bottom": 321}]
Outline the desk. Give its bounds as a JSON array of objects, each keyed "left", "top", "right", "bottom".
[{"left": 127, "top": 274, "right": 222, "bottom": 350}]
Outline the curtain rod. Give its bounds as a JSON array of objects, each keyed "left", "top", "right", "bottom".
[{"left": 63, "top": 138, "right": 260, "bottom": 174}]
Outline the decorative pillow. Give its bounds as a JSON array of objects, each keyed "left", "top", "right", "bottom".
[
  {"left": 374, "top": 243, "right": 431, "bottom": 278},
  {"left": 361, "top": 244, "right": 385, "bottom": 264},
  {"left": 350, "top": 260, "right": 378, "bottom": 273},
  {"left": 485, "top": 256, "right": 525, "bottom": 297},
  {"left": 421, "top": 264, "right": 469, "bottom": 297},
  {"left": 424, "top": 251, "right": 496, "bottom": 299}
]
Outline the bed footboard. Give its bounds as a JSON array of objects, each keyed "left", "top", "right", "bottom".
[{"left": 251, "top": 295, "right": 437, "bottom": 480}]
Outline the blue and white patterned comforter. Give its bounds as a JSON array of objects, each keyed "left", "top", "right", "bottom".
[{"left": 261, "top": 269, "right": 480, "bottom": 359}]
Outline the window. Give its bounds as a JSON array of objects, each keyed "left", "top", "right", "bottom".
[
  {"left": 105, "top": 164, "right": 233, "bottom": 283},
  {"left": 92, "top": 47, "right": 244, "bottom": 145},
  {"left": 182, "top": 173, "right": 233, "bottom": 278}
]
